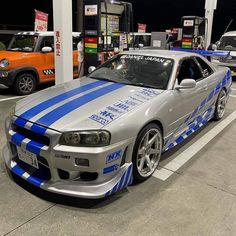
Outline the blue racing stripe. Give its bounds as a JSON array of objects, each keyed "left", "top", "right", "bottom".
[
  {"left": 11, "top": 133, "right": 25, "bottom": 147},
  {"left": 27, "top": 176, "right": 44, "bottom": 187},
  {"left": 26, "top": 141, "right": 45, "bottom": 155},
  {"left": 31, "top": 83, "right": 125, "bottom": 135},
  {"left": 123, "top": 165, "right": 132, "bottom": 188},
  {"left": 15, "top": 80, "right": 107, "bottom": 127},
  {"left": 11, "top": 164, "right": 25, "bottom": 176}
]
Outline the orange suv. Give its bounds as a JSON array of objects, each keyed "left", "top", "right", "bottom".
[{"left": 0, "top": 31, "right": 81, "bottom": 95}]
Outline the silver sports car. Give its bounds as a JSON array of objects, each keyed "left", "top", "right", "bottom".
[{"left": 3, "top": 50, "right": 232, "bottom": 198}]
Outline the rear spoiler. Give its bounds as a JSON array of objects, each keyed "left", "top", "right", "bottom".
[{"left": 171, "top": 48, "right": 230, "bottom": 58}]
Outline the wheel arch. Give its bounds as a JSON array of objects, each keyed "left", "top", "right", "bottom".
[
  {"left": 137, "top": 119, "right": 165, "bottom": 138},
  {"left": 12, "top": 67, "right": 40, "bottom": 85}
]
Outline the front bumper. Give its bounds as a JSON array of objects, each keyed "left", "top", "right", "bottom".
[
  {"left": 0, "top": 70, "right": 15, "bottom": 89},
  {"left": 3, "top": 117, "right": 134, "bottom": 199},
  {"left": 3, "top": 145, "right": 133, "bottom": 198}
]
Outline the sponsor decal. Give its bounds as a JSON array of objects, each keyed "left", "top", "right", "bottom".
[
  {"left": 106, "top": 150, "right": 122, "bottom": 164},
  {"left": 103, "top": 164, "right": 119, "bottom": 174},
  {"left": 89, "top": 88, "right": 160, "bottom": 126},
  {"left": 120, "top": 54, "right": 168, "bottom": 64}
]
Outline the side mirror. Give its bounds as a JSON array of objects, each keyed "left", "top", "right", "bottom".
[
  {"left": 211, "top": 44, "right": 217, "bottom": 50},
  {"left": 138, "top": 43, "right": 144, "bottom": 48},
  {"left": 41, "top": 46, "right": 52, "bottom": 53},
  {"left": 88, "top": 66, "right": 96, "bottom": 73},
  {"left": 175, "top": 79, "right": 196, "bottom": 90}
]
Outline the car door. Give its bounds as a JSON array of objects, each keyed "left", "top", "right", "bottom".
[
  {"left": 36, "top": 36, "right": 55, "bottom": 82},
  {"left": 166, "top": 57, "right": 209, "bottom": 142}
]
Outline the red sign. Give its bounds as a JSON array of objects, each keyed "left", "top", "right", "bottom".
[
  {"left": 34, "top": 10, "right": 48, "bottom": 31},
  {"left": 55, "top": 31, "right": 61, "bottom": 56},
  {"left": 138, "top": 23, "right": 147, "bottom": 33}
]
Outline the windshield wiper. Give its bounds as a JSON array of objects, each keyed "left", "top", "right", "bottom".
[
  {"left": 89, "top": 76, "right": 116, "bottom": 83},
  {"left": 124, "top": 82, "right": 160, "bottom": 89}
]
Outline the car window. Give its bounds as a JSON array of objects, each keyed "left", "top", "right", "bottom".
[
  {"left": 178, "top": 58, "right": 202, "bottom": 84},
  {"left": 40, "top": 36, "right": 54, "bottom": 51},
  {"left": 195, "top": 57, "right": 213, "bottom": 77},
  {"left": 73, "top": 36, "right": 81, "bottom": 50},
  {"left": 89, "top": 54, "right": 174, "bottom": 90}
]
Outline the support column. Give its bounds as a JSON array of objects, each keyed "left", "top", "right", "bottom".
[
  {"left": 53, "top": 0, "right": 73, "bottom": 85},
  {"left": 205, "top": 0, "right": 217, "bottom": 48},
  {"left": 77, "top": 0, "right": 84, "bottom": 32}
]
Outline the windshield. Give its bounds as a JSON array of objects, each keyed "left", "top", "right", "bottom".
[
  {"left": 217, "top": 36, "right": 236, "bottom": 51},
  {"left": 7, "top": 35, "right": 38, "bottom": 52},
  {"left": 89, "top": 54, "right": 174, "bottom": 90}
]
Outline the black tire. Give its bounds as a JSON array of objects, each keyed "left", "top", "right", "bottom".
[
  {"left": 132, "top": 123, "right": 163, "bottom": 183},
  {"left": 14, "top": 73, "right": 36, "bottom": 95},
  {"left": 213, "top": 89, "right": 227, "bottom": 121}
]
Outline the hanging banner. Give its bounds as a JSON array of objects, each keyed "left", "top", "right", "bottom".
[
  {"left": 138, "top": 23, "right": 147, "bottom": 33},
  {"left": 34, "top": 10, "right": 48, "bottom": 31}
]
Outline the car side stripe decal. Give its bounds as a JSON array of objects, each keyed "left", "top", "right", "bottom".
[
  {"left": 15, "top": 80, "right": 108, "bottom": 127},
  {"left": 31, "top": 83, "right": 125, "bottom": 135},
  {"left": 164, "top": 70, "right": 232, "bottom": 151},
  {"left": 105, "top": 164, "right": 133, "bottom": 197}
]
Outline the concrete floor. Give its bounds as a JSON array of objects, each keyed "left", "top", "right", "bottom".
[{"left": 0, "top": 81, "right": 236, "bottom": 236}]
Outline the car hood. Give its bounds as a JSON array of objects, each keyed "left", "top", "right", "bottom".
[
  {"left": 15, "top": 77, "right": 163, "bottom": 133},
  {"left": 0, "top": 51, "right": 25, "bottom": 61}
]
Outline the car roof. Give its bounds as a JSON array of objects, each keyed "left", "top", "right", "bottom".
[
  {"left": 222, "top": 31, "right": 236, "bottom": 37},
  {"left": 15, "top": 31, "right": 81, "bottom": 37},
  {"left": 121, "top": 49, "right": 196, "bottom": 60}
]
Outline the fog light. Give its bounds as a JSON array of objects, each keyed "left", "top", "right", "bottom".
[
  {"left": 0, "top": 71, "right": 8, "bottom": 78},
  {"left": 75, "top": 158, "right": 89, "bottom": 167}
]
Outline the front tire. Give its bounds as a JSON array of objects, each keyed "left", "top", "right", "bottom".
[
  {"left": 132, "top": 123, "right": 163, "bottom": 183},
  {"left": 14, "top": 73, "right": 36, "bottom": 95},
  {"left": 213, "top": 89, "right": 227, "bottom": 121}
]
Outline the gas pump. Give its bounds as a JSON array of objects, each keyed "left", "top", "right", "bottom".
[
  {"left": 181, "top": 16, "right": 207, "bottom": 50},
  {"left": 83, "top": 0, "right": 133, "bottom": 73}
]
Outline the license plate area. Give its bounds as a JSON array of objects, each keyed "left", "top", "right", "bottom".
[{"left": 17, "top": 147, "right": 39, "bottom": 169}]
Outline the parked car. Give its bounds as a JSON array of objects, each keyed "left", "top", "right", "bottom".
[
  {"left": 3, "top": 50, "right": 231, "bottom": 199},
  {"left": 130, "top": 32, "right": 151, "bottom": 48},
  {"left": 0, "top": 31, "right": 81, "bottom": 95},
  {"left": 211, "top": 31, "right": 236, "bottom": 76}
]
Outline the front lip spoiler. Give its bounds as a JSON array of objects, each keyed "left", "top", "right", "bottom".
[{"left": 3, "top": 145, "right": 133, "bottom": 199}]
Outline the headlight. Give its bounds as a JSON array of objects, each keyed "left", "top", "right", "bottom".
[
  {"left": 0, "top": 59, "right": 9, "bottom": 68},
  {"left": 59, "top": 130, "right": 111, "bottom": 147}
]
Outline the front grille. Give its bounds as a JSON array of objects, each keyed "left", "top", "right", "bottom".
[
  {"left": 13, "top": 125, "right": 50, "bottom": 146},
  {"left": 37, "top": 156, "right": 49, "bottom": 167},
  {"left": 15, "top": 157, "right": 51, "bottom": 181}
]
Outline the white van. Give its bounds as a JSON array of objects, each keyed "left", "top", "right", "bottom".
[{"left": 212, "top": 31, "right": 236, "bottom": 76}]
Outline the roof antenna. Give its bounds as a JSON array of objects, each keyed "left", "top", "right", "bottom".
[{"left": 224, "top": 19, "right": 233, "bottom": 34}]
